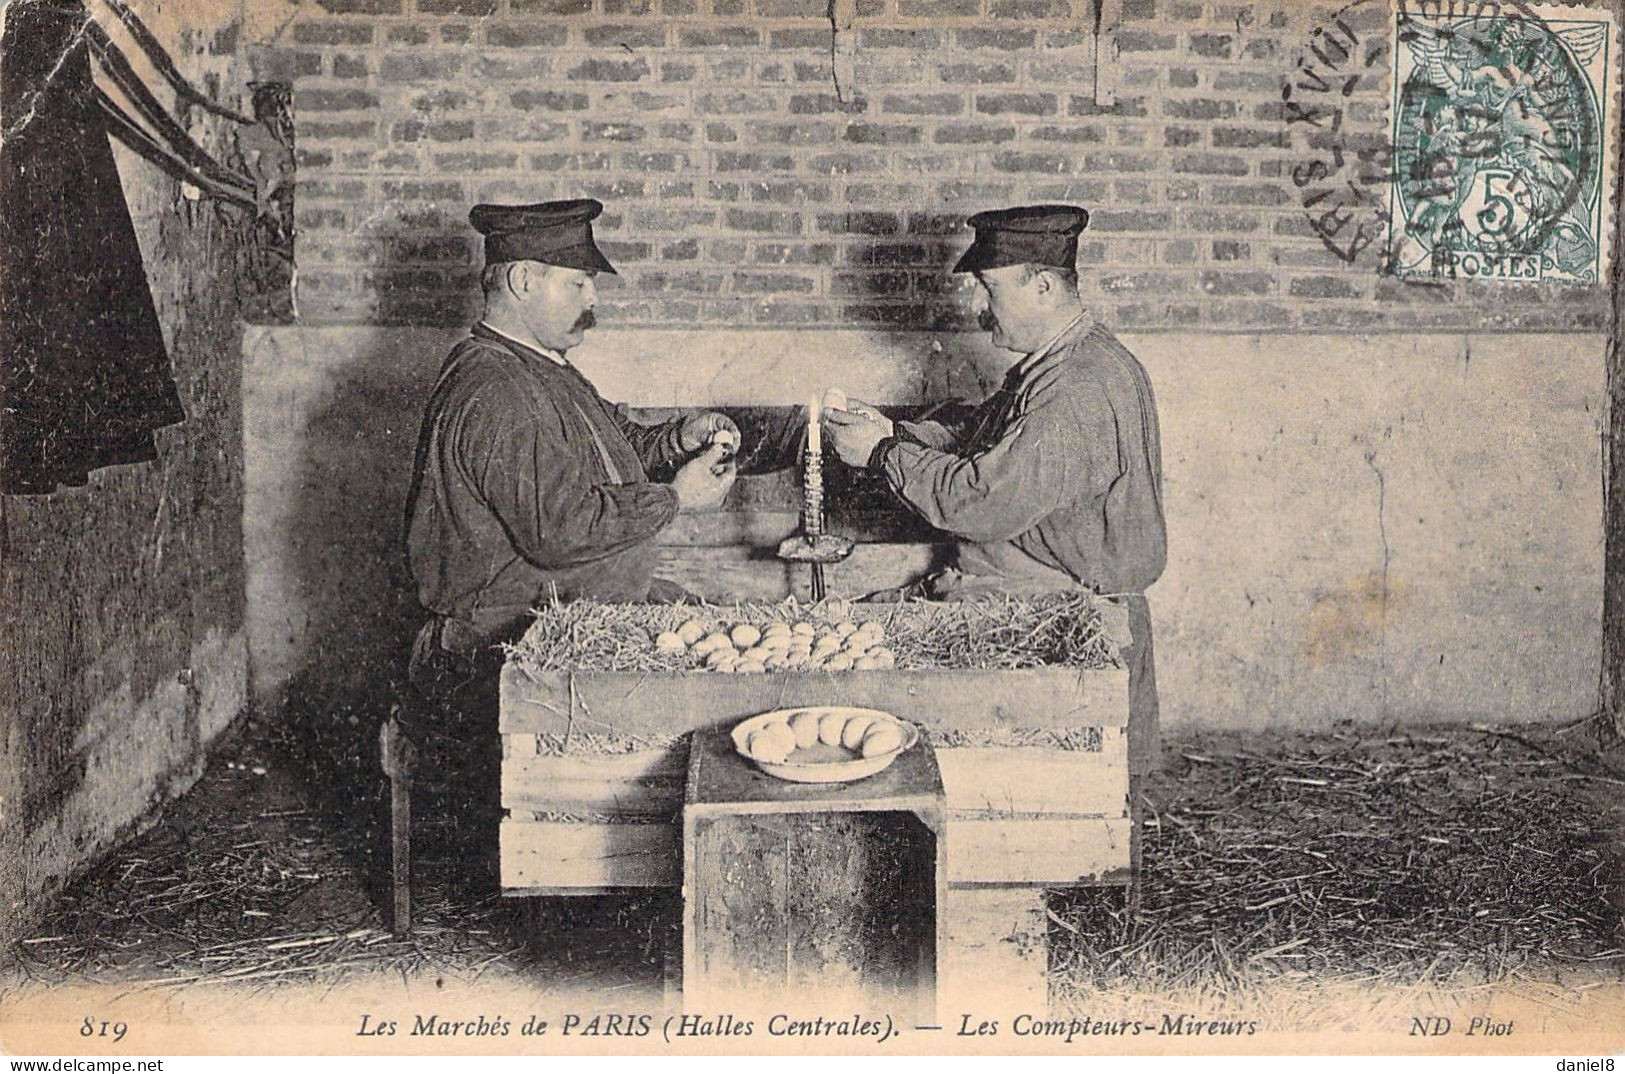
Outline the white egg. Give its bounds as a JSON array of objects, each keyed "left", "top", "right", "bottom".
[
  {"left": 822, "top": 387, "right": 849, "bottom": 413},
  {"left": 818, "top": 712, "right": 847, "bottom": 747},
  {"left": 730, "top": 624, "right": 762, "bottom": 649},
  {"left": 655, "top": 631, "right": 686, "bottom": 652},
  {"left": 789, "top": 711, "right": 821, "bottom": 749},
  {"left": 860, "top": 723, "right": 904, "bottom": 758},
  {"left": 749, "top": 728, "right": 792, "bottom": 764},
  {"left": 841, "top": 715, "right": 879, "bottom": 750}
]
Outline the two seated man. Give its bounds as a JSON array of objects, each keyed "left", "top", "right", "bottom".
[{"left": 403, "top": 197, "right": 1166, "bottom": 780}]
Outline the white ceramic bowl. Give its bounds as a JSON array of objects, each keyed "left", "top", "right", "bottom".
[{"left": 730, "top": 706, "right": 918, "bottom": 783}]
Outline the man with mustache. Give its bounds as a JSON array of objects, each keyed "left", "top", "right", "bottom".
[
  {"left": 405, "top": 198, "right": 739, "bottom": 694},
  {"left": 824, "top": 204, "right": 1167, "bottom": 774}
]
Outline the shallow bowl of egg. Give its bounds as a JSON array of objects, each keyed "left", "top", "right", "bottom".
[{"left": 730, "top": 706, "right": 917, "bottom": 784}]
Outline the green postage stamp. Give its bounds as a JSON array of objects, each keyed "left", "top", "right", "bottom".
[{"left": 1388, "top": 2, "right": 1618, "bottom": 284}]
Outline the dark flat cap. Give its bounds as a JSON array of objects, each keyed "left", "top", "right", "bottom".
[
  {"left": 468, "top": 197, "right": 617, "bottom": 274},
  {"left": 952, "top": 203, "right": 1089, "bottom": 274}
]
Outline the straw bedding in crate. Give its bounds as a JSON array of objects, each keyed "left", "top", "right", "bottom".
[{"left": 503, "top": 591, "right": 1123, "bottom": 675}]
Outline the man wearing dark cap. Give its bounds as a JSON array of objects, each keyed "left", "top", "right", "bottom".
[
  {"left": 824, "top": 204, "right": 1168, "bottom": 774},
  {"left": 405, "top": 198, "right": 740, "bottom": 690}
]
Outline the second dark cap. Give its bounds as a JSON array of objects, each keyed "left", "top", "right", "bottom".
[
  {"left": 468, "top": 197, "right": 617, "bottom": 274},
  {"left": 952, "top": 204, "right": 1090, "bottom": 274}
]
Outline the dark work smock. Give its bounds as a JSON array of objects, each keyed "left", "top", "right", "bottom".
[
  {"left": 873, "top": 316, "right": 1168, "bottom": 774},
  {"left": 405, "top": 324, "right": 689, "bottom": 654}
]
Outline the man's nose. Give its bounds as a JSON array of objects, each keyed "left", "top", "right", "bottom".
[{"left": 582, "top": 277, "right": 597, "bottom": 306}]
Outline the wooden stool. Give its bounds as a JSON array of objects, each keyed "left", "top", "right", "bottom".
[{"left": 681, "top": 729, "right": 947, "bottom": 1022}]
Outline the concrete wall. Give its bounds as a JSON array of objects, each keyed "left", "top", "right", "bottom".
[
  {"left": 0, "top": 0, "right": 250, "bottom": 947},
  {"left": 242, "top": 324, "right": 1604, "bottom": 733}
]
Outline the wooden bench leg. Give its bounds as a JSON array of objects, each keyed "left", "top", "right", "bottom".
[{"left": 380, "top": 714, "right": 418, "bottom": 936}]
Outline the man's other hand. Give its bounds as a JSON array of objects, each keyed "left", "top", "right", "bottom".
[
  {"left": 678, "top": 411, "right": 742, "bottom": 456},
  {"left": 824, "top": 408, "right": 887, "bottom": 468},
  {"left": 840, "top": 397, "right": 894, "bottom": 438},
  {"left": 672, "top": 443, "right": 736, "bottom": 512}
]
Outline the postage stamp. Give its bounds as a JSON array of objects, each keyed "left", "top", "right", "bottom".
[{"left": 1387, "top": 2, "right": 1618, "bottom": 284}]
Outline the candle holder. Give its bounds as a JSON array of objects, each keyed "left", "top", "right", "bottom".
[{"left": 776, "top": 401, "right": 853, "bottom": 601}]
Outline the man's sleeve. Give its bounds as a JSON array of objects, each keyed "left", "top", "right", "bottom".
[
  {"left": 877, "top": 381, "right": 1116, "bottom": 544},
  {"left": 892, "top": 418, "right": 960, "bottom": 451},
  {"left": 606, "top": 403, "right": 688, "bottom": 475},
  {"left": 894, "top": 399, "right": 982, "bottom": 450},
  {"left": 463, "top": 390, "right": 679, "bottom": 569}
]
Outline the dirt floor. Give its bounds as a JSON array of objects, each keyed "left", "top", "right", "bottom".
[{"left": 4, "top": 710, "right": 1623, "bottom": 1028}]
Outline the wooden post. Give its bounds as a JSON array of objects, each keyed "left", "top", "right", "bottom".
[{"left": 379, "top": 714, "right": 417, "bottom": 935}]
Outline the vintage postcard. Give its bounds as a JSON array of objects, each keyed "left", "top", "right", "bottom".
[{"left": 1, "top": 0, "right": 1623, "bottom": 1060}]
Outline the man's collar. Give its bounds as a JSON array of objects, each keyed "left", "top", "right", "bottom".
[
  {"left": 1010, "top": 311, "right": 1089, "bottom": 380},
  {"left": 473, "top": 321, "right": 567, "bottom": 367}
]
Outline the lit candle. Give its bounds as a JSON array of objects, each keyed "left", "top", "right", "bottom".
[{"left": 804, "top": 394, "right": 824, "bottom": 538}]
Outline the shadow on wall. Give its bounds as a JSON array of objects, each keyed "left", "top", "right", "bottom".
[{"left": 266, "top": 324, "right": 431, "bottom": 827}]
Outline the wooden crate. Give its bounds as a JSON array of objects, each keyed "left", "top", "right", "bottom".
[{"left": 499, "top": 662, "right": 1131, "bottom": 894}]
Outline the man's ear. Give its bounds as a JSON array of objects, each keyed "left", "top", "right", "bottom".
[
  {"left": 1032, "top": 267, "right": 1054, "bottom": 295},
  {"left": 506, "top": 261, "right": 532, "bottom": 295}
]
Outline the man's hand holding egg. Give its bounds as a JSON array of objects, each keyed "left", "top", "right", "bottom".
[
  {"left": 678, "top": 411, "right": 742, "bottom": 458},
  {"left": 672, "top": 442, "right": 736, "bottom": 512},
  {"left": 823, "top": 388, "right": 893, "bottom": 438},
  {"left": 823, "top": 406, "right": 888, "bottom": 468}
]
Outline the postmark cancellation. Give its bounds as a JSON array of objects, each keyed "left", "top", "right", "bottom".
[{"left": 1387, "top": 2, "right": 1619, "bottom": 284}]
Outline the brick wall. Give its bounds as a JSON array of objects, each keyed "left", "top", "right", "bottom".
[{"left": 283, "top": 0, "right": 1614, "bottom": 331}]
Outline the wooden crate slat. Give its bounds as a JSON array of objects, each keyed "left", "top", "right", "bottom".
[
  {"left": 500, "top": 746, "right": 689, "bottom": 813},
  {"left": 946, "top": 816, "right": 1132, "bottom": 886},
  {"left": 503, "top": 743, "right": 1126, "bottom": 818},
  {"left": 936, "top": 739, "right": 1128, "bottom": 817},
  {"left": 503, "top": 772, "right": 685, "bottom": 815},
  {"left": 500, "top": 814, "right": 1131, "bottom": 891},
  {"left": 501, "top": 664, "right": 1130, "bottom": 737},
  {"left": 499, "top": 820, "right": 678, "bottom": 889},
  {"left": 500, "top": 747, "right": 687, "bottom": 782},
  {"left": 655, "top": 543, "right": 938, "bottom": 603}
]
